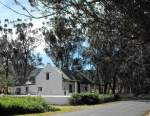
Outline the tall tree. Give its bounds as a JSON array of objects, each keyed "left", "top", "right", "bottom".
[
  {"left": 43, "top": 13, "right": 85, "bottom": 69},
  {"left": 11, "top": 21, "right": 42, "bottom": 85},
  {"left": 0, "top": 20, "right": 14, "bottom": 93},
  {"left": 25, "top": 0, "right": 150, "bottom": 94},
  {"left": 0, "top": 20, "right": 13, "bottom": 80}
]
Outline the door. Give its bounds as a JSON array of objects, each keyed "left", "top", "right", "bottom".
[
  {"left": 77, "top": 83, "right": 80, "bottom": 93},
  {"left": 15, "top": 88, "right": 21, "bottom": 95}
]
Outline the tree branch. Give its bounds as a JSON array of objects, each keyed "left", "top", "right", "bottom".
[{"left": 0, "top": 1, "right": 56, "bottom": 19}]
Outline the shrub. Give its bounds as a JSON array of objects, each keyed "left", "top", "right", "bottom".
[
  {"left": 70, "top": 93, "right": 117, "bottom": 105},
  {"left": 99, "top": 95, "right": 115, "bottom": 103},
  {"left": 114, "top": 94, "right": 121, "bottom": 101},
  {"left": 70, "top": 93, "right": 100, "bottom": 105},
  {"left": 0, "top": 96, "right": 59, "bottom": 114}
]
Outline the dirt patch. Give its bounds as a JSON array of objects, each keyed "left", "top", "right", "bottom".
[{"left": 145, "top": 111, "right": 150, "bottom": 116}]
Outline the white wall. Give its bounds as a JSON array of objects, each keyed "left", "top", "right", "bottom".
[
  {"left": 36, "top": 64, "right": 64, "bottom": 95},
  {"left": 8, "top": 85, "right": 37, "bottom": 95},
  {"left": 42, "top": 95, "right": 70, "bottom": 105},
  {"left": 8, "top": 86, "right": 26, "bottom": 95},
  {"left": 9, "top": 64, "right": 97, "bottom": 95},
  {"left": 28, "top": 85, "right": 37, "bottom": 95}
]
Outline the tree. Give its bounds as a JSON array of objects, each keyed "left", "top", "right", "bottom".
[
  {"left": 77, "top": 1, "right": 147, "bottom": 94},
  {"left": 10, "top": 21, "right": 42, "bottom": 85},
  {"left": 0, "top": 21, "right": 14, "bottom": 93},
  {"left": 37, "top": 0, "right": 149, "bottom": 94},
  {"left": 43, "top": 13, "right": 85, "bottom": 69},
  {"left": 24, "top": 0, "right": 150, "bottom": 94},
  {"left": 109, "top": 0, "right": 150, "bottom": 43},
  {"left": 0, "top": 20, "right": 13, "bottom": 80},
  {"left": 0, "top": 19, "right": 42, "bottom": 86}
]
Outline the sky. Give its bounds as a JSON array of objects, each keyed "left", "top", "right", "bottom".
[{"left": 0, "top": 0, "right": 54, "bottom": 67}]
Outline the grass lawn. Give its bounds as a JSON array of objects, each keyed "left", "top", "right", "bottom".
[{"left": 19, "top": 102, "right": 116, "bottom": 116}]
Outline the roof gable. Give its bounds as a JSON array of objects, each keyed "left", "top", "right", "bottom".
[
  {"left": 31, "top": 64, "right": 94, "bottom": 84},
  {"left": 62, "top": 69, "right": 94, "bottom": 84}
]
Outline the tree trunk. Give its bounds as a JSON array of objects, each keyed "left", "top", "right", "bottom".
[
  {"left": 112, "top": 77, "right": 116, "bottom": 94},
  {"left": 5, "top": 57, "right": 9, "bottom": 79},
  {"left": 5, "top": 56, "right": 9, "bottom": 94},
  {"left": 96, "top": 65, "right": 101, "bottom": 93},
  {"left": 104, "top": 82, "right": 108, "bottom": 94}
]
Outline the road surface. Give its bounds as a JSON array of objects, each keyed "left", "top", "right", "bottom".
[{"left": 56, "top": 100, "right": 150, "bottom": 116}]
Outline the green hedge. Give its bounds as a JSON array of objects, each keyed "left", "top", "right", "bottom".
[
  {"left": 69, "top": 93, "right": 100, "bottom": 105},
  {"left": 70, "top": 93, "right": 118, "bottom": 105},
  {"left": 99, "top": 94, "right": 115, "bottom": 103},
  {"left": 0, "top": 96, "right": 59, "bottom": 114}
]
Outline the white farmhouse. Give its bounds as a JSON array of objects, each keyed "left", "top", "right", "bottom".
[{"left": 9, "top": 64, "right": 99, "bottom": 95}]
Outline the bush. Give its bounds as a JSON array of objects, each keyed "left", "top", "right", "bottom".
[
  {"left": 70, "top": 93, "right": 117, "bottom": 105},
  {"left": 70, "top": 93, "right": 100, "bottom": 105},
  {"left": 0, "top": 96, "right": 59, "bottom": 114},
  {"left": 99, "top": 95, "right": 115, "bottom": 103},
  {"left": 114, "top": 94, "right": 121, "bottom": 101}
]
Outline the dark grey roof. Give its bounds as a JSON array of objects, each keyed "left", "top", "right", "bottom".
[{"left": 62, "top": 69, "right": 94, "bottom": 84}]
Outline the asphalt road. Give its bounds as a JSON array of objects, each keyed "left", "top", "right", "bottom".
[{"left": 56, "top": 100, "right": 150, "bottom": 116}]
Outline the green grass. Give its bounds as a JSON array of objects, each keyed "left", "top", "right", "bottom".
[
  {"left": 0, "top": 96, "right": 59, "bottom": 114},
  {"left": 0, "top": 94, "right": 120, "bottom": 115},
  {"left": 22, "top": 102, "right": 118, "bottom": 116}
]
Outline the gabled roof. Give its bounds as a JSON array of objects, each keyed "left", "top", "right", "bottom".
[
  {"left": 61, "top": 69, "right": 94, "bottom": 84},
  {"left": 28, "top": 64, "right": 96, "bottom": 84}
]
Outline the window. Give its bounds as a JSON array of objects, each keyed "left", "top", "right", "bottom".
[
  {"left": 46, "top": 72, "right": 49, "bottom": 80},
  {"left": 26, "top": 87, "right": 29, "bottom": 93},
  {"left": 16, "top": 88, "right": 21, "bottom": 95},
  {"left": 69, "top": 84, "right": 73, "bottom": 93},
  {"left": 38, "top": 87, "right": 42, "bottom": 91}
]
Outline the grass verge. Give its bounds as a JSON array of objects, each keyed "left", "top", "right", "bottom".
[{"left": 21, "top": 101, "right": 118, "bottom": 116}]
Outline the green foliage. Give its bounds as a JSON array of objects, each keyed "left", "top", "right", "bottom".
[
  {"left": 99, "top": 95, "right": 115, "bottom": 103},
  {"left": 0, "top": 96, "right": 60, "bottom": 114},
  {"left": 0, "top": 72, "right": 14, "bottom": 94},
  {"left": 0, "top": 78, "right": 14, "bottom": 94},
  {"left": 70, "top": 93, "right": 100, "bottom": 105},
  {"left": 69, "top": 93, "right": 118, "bottom": 105}
]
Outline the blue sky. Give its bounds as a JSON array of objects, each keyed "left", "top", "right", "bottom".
[
  {"left": 0, "top": 0, "right": 53, "bottom": 66},
  {"left": 0, "top": 0, "right": 30, "bottom": 20}
]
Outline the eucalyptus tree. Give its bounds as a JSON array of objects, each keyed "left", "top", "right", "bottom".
[
  {"left": 26, "top": 0, "right": 150, "bottom": 42},
  {"left": 79, "top": 1, "right": 146, "bottom": 94},
  {"left": 106, "top": 0, "right": 150, "bottom": 43},
  {"left": 41, "top": 0, "right": 85, "bottom": 69},
  {"left": 0, "top": 20, "right": 15, "bottom": 93},
  {"left": 0, "top": 18, "right": 42, "bottom": 85},
  {"left": 24, "top": 0, "right": 149, "bottom": 94},
  {"left": 0, "top": 20, "right": 13, "bottom": 80},
  {"left": 11, "top": 21, "right": 42, "bottom": 85},
  {"left": 44, "top": 16, "right": 76, "bottom": 69}
]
